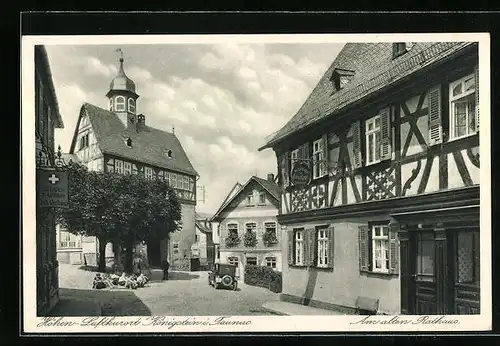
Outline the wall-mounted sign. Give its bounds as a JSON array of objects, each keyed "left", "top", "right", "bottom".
[
  {"left": 37, "top": 169, "right": 69, "bottom": 208},
  {"left": 290, "top": 162, "right": 310, "bottom": 186}
]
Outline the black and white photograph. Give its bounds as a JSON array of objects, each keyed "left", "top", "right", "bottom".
[{"left": 22, "top": 33, "right": 491, "bottom": 333}]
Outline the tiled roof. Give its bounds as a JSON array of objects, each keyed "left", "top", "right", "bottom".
[
  {"left": 261, "top": 42, "right": 474, "bottom": 149},
  {"left": 211, "top": 176, "right": 280, "bottom": 220},
  {"left": 78, "top": 103, "right": 198, "bottom": 176},
  {"left": 219, "top": 182, "right": 242, "bottom": 207},
  {"left": 253, "top": 176, "right": 281, "bottom": 202}
]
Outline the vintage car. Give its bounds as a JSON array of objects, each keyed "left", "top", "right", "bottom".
[{"left": 208, "top": 263, "right": 238, "bottom": 290}]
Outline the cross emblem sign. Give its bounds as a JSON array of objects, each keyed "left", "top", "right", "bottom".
[{"left": 48, "top": 174, "right": 60, "bottom": 185}]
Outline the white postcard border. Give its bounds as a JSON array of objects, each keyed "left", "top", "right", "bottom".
[{"left": 21, "top": 33, "right": 492, "bottom": 333}]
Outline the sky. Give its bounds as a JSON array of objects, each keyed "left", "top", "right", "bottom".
[{"left": 45, "top": 42, "right": 344, "bottom": 214}]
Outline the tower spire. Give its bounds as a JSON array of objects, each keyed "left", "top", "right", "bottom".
[{"left": 116, "top": 48, "right": 124, "bottom": 61}]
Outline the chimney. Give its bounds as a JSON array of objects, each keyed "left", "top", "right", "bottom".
[
  {"left": 136, "top": 114, "right": 146, "bottom": 132},
  {"left": 267, "top": 173, "right": 274, "bottom": 182}
]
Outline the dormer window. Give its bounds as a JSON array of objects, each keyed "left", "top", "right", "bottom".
[
  {"left": 392, "top": 42, "right": 413, "bottom": 59},
  {"left": 331, "top": 68, "right": 355, "bottom": 91},
  {"left": 128, "top": 98, "right": 136, "bottom": 114},
  {"left": 126, "top": 137, "right": 132, "bottom": 147},
  {"left": 115, "top": 96, "right": 126, "bottom": 111},
  {"left": 166, "top": 149, "right": 173, "bottom": 158}
]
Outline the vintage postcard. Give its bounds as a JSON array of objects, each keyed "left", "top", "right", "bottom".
[{"left": 21, "top": 33, "right": 491, "bottom": 333}]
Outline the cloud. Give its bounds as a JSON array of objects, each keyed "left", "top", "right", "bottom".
[
  {"left": 127, "top": 65, "right": 153, "bottom": 82},
  {"left": 202, "top": 95, "right": 217, "bottom": 109},
  {"left": 238, "top": 66, "right": 257, "bottom": 80},
  {"left": 181, "top": 100, "right": 198, "bottom": 112},
  {"left": 84, "top": 56, "right": 117, "bottom": 77}
]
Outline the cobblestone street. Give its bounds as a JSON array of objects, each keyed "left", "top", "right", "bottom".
[{"left": 57, "top": 263, "right": 280, "bottom": 316}]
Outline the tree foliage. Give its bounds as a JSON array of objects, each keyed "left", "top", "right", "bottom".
[{"left": 56, "top": 161, "right": 182, "bottom": 272}]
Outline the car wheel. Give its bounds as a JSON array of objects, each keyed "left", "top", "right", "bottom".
[{"left": 221, "top": 275, "right": 233, "bottom": 287}]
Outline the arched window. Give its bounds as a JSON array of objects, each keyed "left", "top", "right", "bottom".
[
  {"left": 115, "top": 96, "right": 126, "bottom": 111},
  {"left": 128, "top": 98, "right": 136, "bottom": 114},
  {"left": 109, "top": 98, "right": 113, "bottom": 111}
]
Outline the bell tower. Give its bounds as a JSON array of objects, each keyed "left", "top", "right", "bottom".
[{"left": 106, "top": 48, "right": 139, "bottom": 128}]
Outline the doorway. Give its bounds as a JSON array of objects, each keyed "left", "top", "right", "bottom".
[
  {"left": 448, "top": 229, "right": 480, "bottom": 314},
  {"left": 410, "top": 231, "right": 438, "bottom": 314},
  {"left": 402, "top": 228, "right": 480, "bottom": 315},
  {"left": 147, "top": 238, "right": 162, "bottom": 268}
]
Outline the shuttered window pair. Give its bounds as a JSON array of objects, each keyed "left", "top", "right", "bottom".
[
  {"left": 287, "top": 227, "right": 334, "bottom": 268},
  {"left": 358, "top": 223, "right": 399, "bottom": 275},
  {"left": 351, "top": 108, "right": 391, "bottom": 169}
]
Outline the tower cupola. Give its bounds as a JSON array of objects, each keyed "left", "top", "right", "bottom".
[{"left": 106, "top": 48, "right": 139, "bottom": 128}]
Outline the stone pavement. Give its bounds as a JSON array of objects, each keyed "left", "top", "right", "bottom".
[
  {"left": 262, "top": 301, "right": 345, "bottom": 316},
  {"left": 49, "top": 289, "right": 101, "bottom": 316},
  {"left": 55, "top": 263, "right": 280, "bottom": 316}
]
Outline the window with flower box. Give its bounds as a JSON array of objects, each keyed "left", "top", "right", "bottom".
[
  {"left": 263, "top": 222, "right": 278, "bottom": 247},
  {"left": 225, "top": 223, "right": 240, "bottom": 248},
  {"left": 244, "top": 222, "right": 258, "bottom": 247}
]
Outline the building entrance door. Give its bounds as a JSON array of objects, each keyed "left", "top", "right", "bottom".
[
  {"left": 449, "top": 229, "right": 480, "bottom": 314},
  {"left": 410, "top": 231, "right": 438, "bottom": 314}
]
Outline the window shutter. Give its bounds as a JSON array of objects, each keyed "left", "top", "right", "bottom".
[
  {"left": 388, "top": 224, "right": 399, "bottom": 275},
  {"left": 321, "top": 134, "right": 329, "bottom": 176},
  {"left": 352, "top": 121, "right": 362, "bottom": 169},
  {"left": 287, "top": 230, "right": 294, "bottom": 265},
  {"left": 327, "top": 226, "right": 335, "bottom": 269},
  {"left": 380, "top": 107, "right": 392, "bottom": 160},
  {"left": 281, "top": 152, "right": 290, "bottom": 189},
  {"left": 475, "top": 64, "right": 479, "bottom": 132},
  {"left": 428, "top": 85, "right": 443, "bottom": 145},
  {"left": 358, "top": 226, "right": 369, "bottom": 272},
  {"left": 306, "top": 228, "right": 316, "bottom": 267}
]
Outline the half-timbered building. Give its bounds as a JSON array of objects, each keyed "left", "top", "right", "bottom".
[
  {"left": 211, "top": 175, "right": 282, "bottom": 281},
  {"left": 259, "top": 42, "right": 481, "bottom": 315},
  {"left": 35, "top": 45, "right": 65, "bottom": 315},
  {"left": 57, "top": 54, "right": 199, "bottom": 271}
]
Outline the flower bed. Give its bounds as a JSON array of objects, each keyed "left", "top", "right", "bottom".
[
  {"left": 92, "top": 272, "right": 150, "bottom": 290},
  {"left": 244, "top": 264, "right": 282, "bottom": 293}
]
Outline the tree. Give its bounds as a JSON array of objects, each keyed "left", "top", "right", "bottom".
[
  {"left": 114, "top": 173, "right": 182, "bottom": 272},
  {"left": 56, "top": 161, "right": 182, "bottom": 273},
  {"left": 56, "top": 162, "right": 123, "bottom": 272}
]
